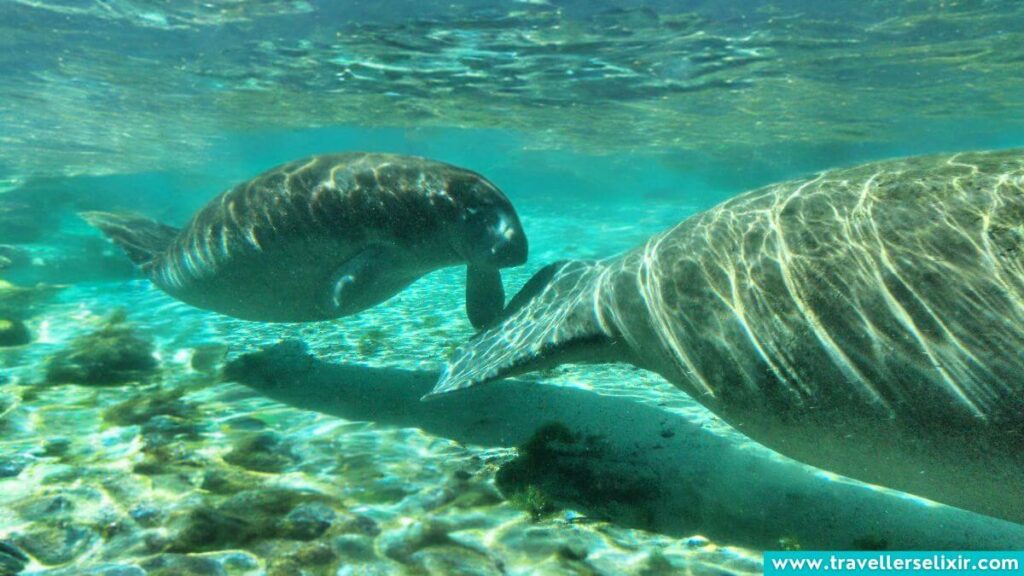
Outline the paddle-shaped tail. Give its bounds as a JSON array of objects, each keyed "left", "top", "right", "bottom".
[
  {"left": 425, "top": 259, "right": 633, "bottom": 399},
  {"left": 80, "top": 211, "right": 180, "bottom": 267}
]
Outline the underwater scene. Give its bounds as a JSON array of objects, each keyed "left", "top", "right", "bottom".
[{"left": 2, "top": 0, "right": 1024, "bottom": 574}]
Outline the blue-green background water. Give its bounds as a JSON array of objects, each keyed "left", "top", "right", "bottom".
[{"left": 2, "top": 1, "right": 1024, "bottom": 574}]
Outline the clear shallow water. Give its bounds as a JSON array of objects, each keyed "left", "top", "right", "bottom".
[{"left": 2, "top": 1, "right": 1024, "bottom": 574}]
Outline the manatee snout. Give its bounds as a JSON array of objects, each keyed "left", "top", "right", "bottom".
[
  {"left": 459, "top": 205, "right": 527, "bottom": 269},
  {"left": 484, "top": 209, "right": 528, "bottom": 268}
]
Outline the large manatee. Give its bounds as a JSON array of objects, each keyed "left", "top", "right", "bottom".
[
  {"left": 429, "top": 149, "right": 1024, "bottom": 524},
  {"left": 83, "top": 153, "right": 527, "bottom": 328}
]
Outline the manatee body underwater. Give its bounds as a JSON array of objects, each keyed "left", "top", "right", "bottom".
[
  {"left": 82, "top": 153, "right": 527, "bottom": 328},
  {"left": 429, "top": 149, "right": 1024, "bottom": 524}
]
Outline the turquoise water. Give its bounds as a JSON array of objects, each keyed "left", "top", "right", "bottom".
[{"left": 2, "top": 1, "right": 1024, "bottom": 575}]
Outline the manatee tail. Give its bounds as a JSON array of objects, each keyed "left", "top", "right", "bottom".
[
  {"left": 425, "top": 260, "right": 632, "bottom": 400},
  {"left": 80, "top": 211, "right": 180, "bottom": 267}
]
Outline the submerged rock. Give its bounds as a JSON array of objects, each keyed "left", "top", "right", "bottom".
[
  {"left": 292, "top": 542, "right": 336, "bottom": 566},
  {"left": 169, "top": 506, "right": 254, "bottom": 553},
  {"left": 223, "top": 431, "right": 297, "bottom": 473},
  {"left": 378, "top": 519, "right": 453, "bottom": 563},
  {"left": 129, "top": 504, "right": 164, "bottom": 528},
  {"left": 409, "top": 545, "right": 503, "bottom": 575},
  {"left": 44, "top": 311, "right": 158, "bottom": 385},
  {"left": 0, "top": 318, "right": 30, "bottom": 347},
  {"left": 198, "top": 465, "right": 264, "bottom": 496},
  {"left": 103, "top": 388, "right": 192, "bottom": 426},
  {"left": 331, "top": 534, "right": 376, "bottom": 563},
  {"left": 167, "top": 487, "right": 334, "bottom": 553},
  {"left": 14, "top": 522, "right": 98, "bottom": 565},
  {"left": 279, "top": 502, "right": 336, "bottom": 540},
  {"left": 15, "top": 494, "right": 76, "bottom": 522},
  {"left": 140, "top": 415, "right": 204, "bottom": 448},
  {"left": 337, "top": 514, "right": 381, "bottom": 537},
  {"left": 139, "top": 554, "right": 226, "bottom": 576}
]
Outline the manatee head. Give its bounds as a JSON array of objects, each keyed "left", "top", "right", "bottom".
[{"left": 447, "top": 173, "right": 528, "bottom": 269}]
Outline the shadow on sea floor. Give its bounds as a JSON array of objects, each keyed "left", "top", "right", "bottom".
[{"left": 225, "top": 341, "right": 1024, "bottom": 552}]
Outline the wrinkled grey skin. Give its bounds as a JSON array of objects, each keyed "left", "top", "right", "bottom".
[
  {"left": 430, "top": 149, "right": 1024, "bottom": 525},
  {"left": 83, "top": 153, "right": 527, "bottom": 327}
]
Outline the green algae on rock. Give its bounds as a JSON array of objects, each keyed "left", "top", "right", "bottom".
[
  {"left": 103, "top": 387, "right": 194, "bottom": 426},
  {"left": 165, "top": 487, "right": 338, "bottom": 554},
  {"left": 223, "top": 431, "right": 298, "bottom": 473},
  {"left": 44, "top": 311, "right": 159, "bottom": 386}
]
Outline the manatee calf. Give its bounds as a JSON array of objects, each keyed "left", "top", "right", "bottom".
[
  {"left": 82, "top": 153, "right": 527, "bottom": 327},
  {"left": 429, "top": 149, "right": 1024, "bottom": 524}
]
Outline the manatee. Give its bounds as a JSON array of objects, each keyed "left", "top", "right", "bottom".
[
  {"left": 429, "top": 149, "right": 1024, "bottom": 524},
  {"left": 82, "top": 153, "right": 527, "bottom": 327}
]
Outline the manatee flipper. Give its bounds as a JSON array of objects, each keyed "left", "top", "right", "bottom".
[
  {"left": 427, "top": 260, "right": 631, "bottom": 399},
  {"left": 326, "top": 245, "right": 398, "bottom": 314},
  {"left": 465, "top": 264, "right": 506, "bottom": 330},
  {"left": 80, "top": 211, "right": 180, "bottom": 267}
]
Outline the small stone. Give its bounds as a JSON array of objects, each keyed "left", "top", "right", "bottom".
[
  {"left": 294, "top": 542, "right": 336, "bottom": 565},
  {"left": 140, "top": 415, "right": 202, "bottom": 448},
  {"left": 379, "top": 520, "right": 451, "bottom": 562},
  {"left": 0, "top": 318, "right": 31, "bottom": 347},
  {"left": 331, "top": 534, "right": 376, "bottom": 562},
  {"left": 199, "top": 466, "right": 263, "bottom": 495},
  {"left": 409, "top": 546, "right": 502, "bottom": 575},
  {"left": 169, "top": 506, "right": 252, "bottom": 552},
  {"left": 129, "top": 504, "right": 163, "bottom": 527},
  {"left": 223, "top": 431, "right": 296, "bottom": 473},
  {"left": 219, "top": 551, "right": 260, "bottom": 572},
  {"left": 220, "top": 487, "right": 323, "bottom": 518},
  {"left": 280, "top": 502, "right": 336, "bottom": 540},
  {"left": 14, "top": 523, "right": 98, "bottom": 565},
  {"left": 16, "top": 494, "right": 75, "bottom": 521},
  {"left": 267, "top": 558, "right": 301, "bottom": 576},
  {"left": 142, "top": 532, "right": 171, "bottom": 554},
  {"left": 338, "top": 514, "right": 380, "bottom": 537},
  {"left": 103, "top": 389, "right": 192, "bottom": 426}
]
